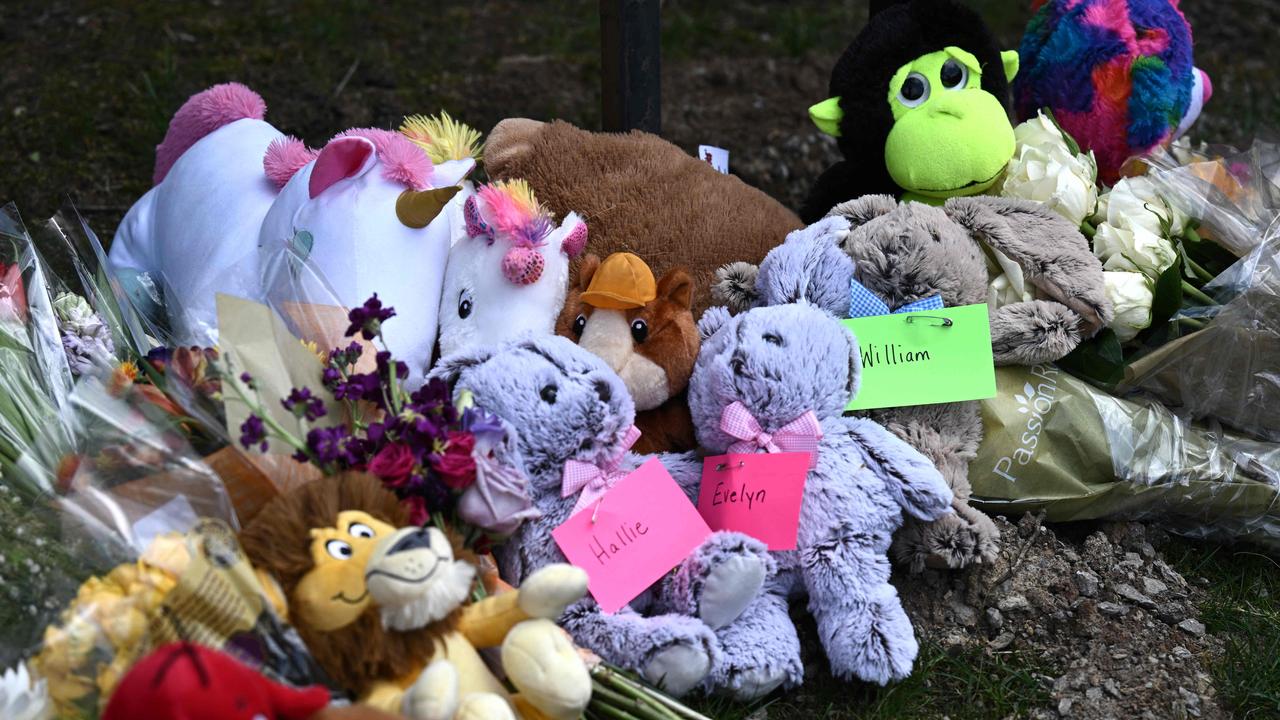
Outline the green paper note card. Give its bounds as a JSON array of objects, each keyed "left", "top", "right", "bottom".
[{"left": 842, "top": 303, "right": 996, "bottom": 411}]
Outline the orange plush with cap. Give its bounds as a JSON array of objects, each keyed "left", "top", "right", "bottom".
[{"left": 557, "top": 253, "right": 699, "bottom": 454}]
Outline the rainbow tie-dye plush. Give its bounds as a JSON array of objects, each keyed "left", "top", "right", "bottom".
[{"left": 1014, "top": 0, "right": 1211, "bottom": 184}]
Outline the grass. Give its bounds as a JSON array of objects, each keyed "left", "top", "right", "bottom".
[
  {"left": 692, "top": 641, "right": 1052, "bottom": 720},
  {"left": 1167, "top": 540, "right": 1280, "bottom": 719}
]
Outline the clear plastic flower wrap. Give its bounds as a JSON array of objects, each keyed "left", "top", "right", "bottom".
[
  {"left": 970, "top": 363, "right": 1280, "bottom": 550},
  {"left": 0, "top": 376, "right": 331, "bottom": 719},
  {"left": 1115, "top": 218, "right": 1280, "bottom": 443},
  {"left": 1140, "top": 138, "right": 1280, "bottom": 257}
]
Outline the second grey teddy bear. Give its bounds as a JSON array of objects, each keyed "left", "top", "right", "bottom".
[{"left": 715, "top": 196, "right": 1110, "bottom": 571}]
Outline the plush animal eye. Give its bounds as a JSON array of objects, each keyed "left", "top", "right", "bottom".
[
  {"left": 572, "top": 314, "right": 587, "bottom": 338},
  {"left": 630, "top": 319, "right": 649, "bottom": 343},
  {"left": 763, "top": 332, "right": 783, "bottom": 346},
  {"left": 458, "top": 290, "right": 473, "bottom": 320},
  {"left": 325, "top": 539, "right": 353, "bottom": 560},
  {"left": 940, "top": 59, "right": 968, "bottom": 89},
  {"left": 348, "top": 522, "right": 375, "bottom": 539},
  {"left": 897, "top": 73, "right": 930, "bottom": 108},
  {"left": 540, "top": 384, "right": 558, "bottom": 404}
]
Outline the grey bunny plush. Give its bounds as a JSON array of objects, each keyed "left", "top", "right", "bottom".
[{"left": 714, "top": 196, "right": 1110, "bottom": 571}]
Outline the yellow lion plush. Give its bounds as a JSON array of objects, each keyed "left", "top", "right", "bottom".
[{"left": 240, "top": 473, "right": 591, "bottom": 720}]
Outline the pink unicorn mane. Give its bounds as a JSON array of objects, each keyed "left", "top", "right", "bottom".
[
  {"left": 476, "top": 182, "right": 553, "bottom": 247},
  {"left": 260, "top": 127, "right": 434, "bottom": 191},
  {"left": 154, "top": 82, "right": 266, "bottom": 185},
  {"left": 332, "top": 128, "right": 433, "bottom": 190}
]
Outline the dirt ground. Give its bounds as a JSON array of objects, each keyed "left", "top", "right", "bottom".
[{"left": 2, "top": 1, "right": 1278, "bottom": 718}]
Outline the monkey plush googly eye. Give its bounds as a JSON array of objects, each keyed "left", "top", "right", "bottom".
[
  {"left": 940, "top": 59, "right": 969, "bottom": 90},
  {"left": 897, "top": 73, "right": 930, "bottom": 108}
]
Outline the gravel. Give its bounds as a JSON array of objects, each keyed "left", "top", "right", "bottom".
[{"left": 899, "top": 515, "right": 1225, "bottom": 719}]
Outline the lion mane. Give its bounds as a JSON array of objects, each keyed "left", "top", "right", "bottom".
[{"left": 240, "top": 473, "right": 458, "bottom": 695}]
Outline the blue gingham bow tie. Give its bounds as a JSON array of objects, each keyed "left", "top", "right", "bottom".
[{"left": 849, "top": 277, "right": 944, "bottom": 318}]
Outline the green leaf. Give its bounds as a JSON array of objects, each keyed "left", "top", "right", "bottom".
[
  {"left": 1057, "top": 329, "right": 1126, "bottom": 387},
  {"left": 1148, "top": 257, "right": 1185, "bottom": 328},
  {"left": 1040, "top": 107, "right": 1082, "bottom": 156}
]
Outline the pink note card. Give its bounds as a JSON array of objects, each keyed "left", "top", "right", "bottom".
[
  {"left": 552, "top": 458, "right": 712, "bottom": 613},
  {"left": 696, "top": 453, "right": 809, "bottom": 551}
]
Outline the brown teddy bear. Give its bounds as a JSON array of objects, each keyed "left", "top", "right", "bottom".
[
  {"left": 483, "top": 119, "right": 803, "bottom": 317},
  {"left": 556, "top": 252, "right": 699, "bottom": 454},
  {"left": 239, "top": 473, "right": 592, "bottom": 720}
]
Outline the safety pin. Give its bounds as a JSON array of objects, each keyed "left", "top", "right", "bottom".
[
  {"left": 591, "top": 499, "right": 603, "bottom": 524},
  {"left": 715, "top": 460, "right": 747, "bottom": 471},
  {"left": 904, "top": 315, "right": 952, "bottom": 327}
]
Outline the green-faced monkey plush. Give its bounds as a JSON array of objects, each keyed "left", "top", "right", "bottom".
[{"left": 800, "top": 0, "right": 1020, "bottom": 222}]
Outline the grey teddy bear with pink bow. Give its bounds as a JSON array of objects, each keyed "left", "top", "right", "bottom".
[
  {"left": 680, "top": 300, "right": 955, "bottom": 685},
  {"left": 429, "top": 336, "right": 795, "bottom": 700},
  {"left": 714, "top": 197, "right": 1110, "bottom": 572}
]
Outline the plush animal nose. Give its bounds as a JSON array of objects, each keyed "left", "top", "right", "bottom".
[
  {"left": 502, "top": 246, "right": 545, "bottom": 285},
  {"left": 388, "top": 529, "right": 433, "bottom": 555},
  {"left": 931, "top": 103, "right": 964, "bottom": 120}
]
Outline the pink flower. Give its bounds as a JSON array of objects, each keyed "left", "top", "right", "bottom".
[
  {"left": 0, "top": 262, "right": 28, "bottom": 325},
  {"left": 431, "top": 432, "right": 477, "bottom": 490},
  {"left": 402, "top": 495, "right": 430, "bottom": 526},
  {"left": 368, "top": 442, "right": 415, "bottom": 488}
]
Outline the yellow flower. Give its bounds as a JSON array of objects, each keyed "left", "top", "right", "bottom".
[
  {"left": 140, "top": 532, "right": 191, "bottom": 578},
  {"left": 300, "top": 338, "right": 327, "bottom": 364},
  {"left": 43, "top": 670, "right": 94, "bottom": 707},
  {"left": 96, "top": 654, "right": 135, "bottom": 700},
  {"left": 100, "top": 607, "right": 147, "bottom": 651}
]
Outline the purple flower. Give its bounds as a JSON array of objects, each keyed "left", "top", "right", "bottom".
[
  {"left": 328, "top": 341, "right": 364, "bottom": 367},
  {"left": 345, "top": 294, "right": 396, "bottom": 340},
  {"left": 461, "top": 406, "right": 505, "bottom": 438},
  {"left": 61, "top": 331, "right": 114, "bottom": 377},
  {"left": 239, "top": 371, "right": 256, "bottom": 389},
  {"left": 304, "top": 425, "right": 369, "bottom": 467},
  {"left": 376, "top": 350, "right": 408, "bottom": 381},
  {"left": 410, "top": 378, "right": 450, "bottom": 407},
  {"left": 321, "top": 367, "right": 342, "bottom": 388},
  {"left": 282, "top": 387, "right": 327, "bottom": 422},
  {"left": 239, "top": 415, "right": 268, "bottom": 452},
  {"left": 340, "top": 372, "right": 383, "bottom": 404}
]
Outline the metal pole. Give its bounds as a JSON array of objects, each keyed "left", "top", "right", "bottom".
[{"left": 599, "top": 0, "right": 661, "bottom": 134}]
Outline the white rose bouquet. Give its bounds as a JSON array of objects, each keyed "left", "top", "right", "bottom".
[
  {"left": 1001, "top": 111, "right": 1230, "bottom": 385},
  {"left": 1001, "top": 111, "right": 1099, "bottom": 226}
]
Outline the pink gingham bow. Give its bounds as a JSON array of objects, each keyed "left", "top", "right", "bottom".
[
  {"left": 720, "top": 401, "right": 823, "bottom": 467},
  {"left": 561, "top": 425, "right": 643, "bottom": 515}
]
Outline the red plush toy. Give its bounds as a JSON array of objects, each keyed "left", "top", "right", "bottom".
[{"left": 102, "top": 642, "right": 393, "bottom": 720}]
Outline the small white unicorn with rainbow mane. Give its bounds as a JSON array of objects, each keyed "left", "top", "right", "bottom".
[
  {"left": 109, "top": 83, "right": 481, "bottom": 380},
  {"left": 437, "top": 179, "right": 587, "bottom": 357}
]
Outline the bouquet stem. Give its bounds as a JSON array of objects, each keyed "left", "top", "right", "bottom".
[
  {"left": 1183, "top": 255, "right": 1216, "bottom": 284},
  {"left": 589, "top": 663, "right": 712, "bottom": 720},
  {"left": 1181, "top": 281, "right": 1216, "bottom": 306}
]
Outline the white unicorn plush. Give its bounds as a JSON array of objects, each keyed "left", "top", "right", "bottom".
[
  {"left": 109, "top": 83, "right": 478, "bottom": 380},
  {"left": 437, "top": 180, "right": 587, "bottom": 357}
]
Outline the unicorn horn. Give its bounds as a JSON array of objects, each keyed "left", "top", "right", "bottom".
[{"left": 396, "top": 186, "right": 461, "bottom": 229}]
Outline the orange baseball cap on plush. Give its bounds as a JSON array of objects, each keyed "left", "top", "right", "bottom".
[{"left": 581, "top": 252, "right": 657, "bottom": 309}]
